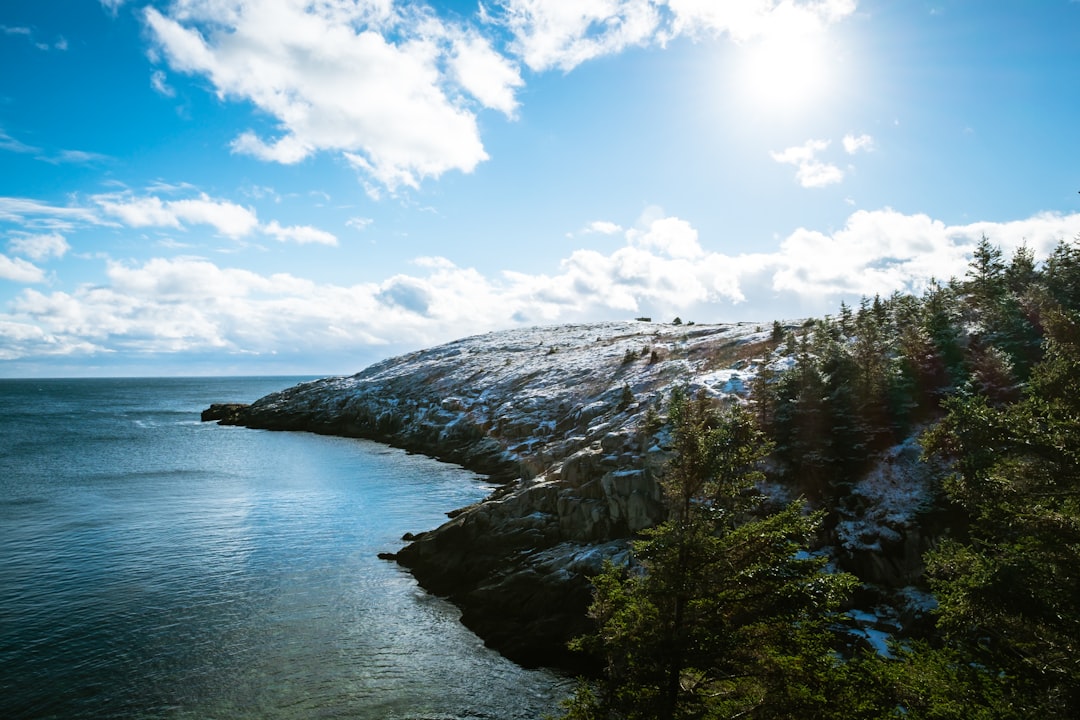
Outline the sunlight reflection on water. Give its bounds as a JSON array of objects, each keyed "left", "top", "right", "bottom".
[{"left": 0, "top": 378, "right": 568, "bottom": 719}]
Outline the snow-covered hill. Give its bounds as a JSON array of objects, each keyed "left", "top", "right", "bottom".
[
  {"left": 212, "top": 320, "right": 776, "bottom": 665},
  {"left": 208, "top": 319, "right": 939, "bottom": 668}
]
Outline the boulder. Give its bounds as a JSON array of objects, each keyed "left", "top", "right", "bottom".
[{"left": 200, "top": 403, "right": 249, "bottom": 423}]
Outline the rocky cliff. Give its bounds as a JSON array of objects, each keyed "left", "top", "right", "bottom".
[{"left": 209, "top": 320, "right": 939, "bottom": 667}]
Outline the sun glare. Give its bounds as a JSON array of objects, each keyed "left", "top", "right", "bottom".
[{"left": 735, "top": 32, "right": 832, "bottom": 113}]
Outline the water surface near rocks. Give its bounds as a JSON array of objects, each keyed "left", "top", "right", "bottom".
[{"left": 0, "top": 377, "right": 566, "bottom": 719}]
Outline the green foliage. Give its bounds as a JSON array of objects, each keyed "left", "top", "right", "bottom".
[
  {"left": 828, "top": 644, "right": 1023, "bottom": 719},
  {"left": 559, "top": 389, "right": 857, "bottom": 719},
  {"left": 1044, "top": 237, "right": 1080, "bottom": 312},
  {"left": 921, "top": 308, "right": 1080, "bottom": 717},
  {"left": 558, "top": 235, "right": 1080, "bottom": 719}
]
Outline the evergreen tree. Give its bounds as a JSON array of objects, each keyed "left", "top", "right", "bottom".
[
  {"left": 1044, "top": 236, "right": 1080, "bottom": 314},
  {"left": 558, "top": 390, "right": 856, "bottom": 720},
  {"left": 921, "top": 308, "right": 1080, "bottom": 717}
]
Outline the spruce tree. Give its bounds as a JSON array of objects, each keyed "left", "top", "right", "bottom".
[
  {"left": 922, "top": 308, "right": 1080, "bottom": 717},
  {"left": 558, "top": 389, "right": 856, "bottom": 720}
]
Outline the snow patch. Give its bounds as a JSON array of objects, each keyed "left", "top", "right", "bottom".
[{"left": 836, "top": 433, "right": 936, "bottom": 552}]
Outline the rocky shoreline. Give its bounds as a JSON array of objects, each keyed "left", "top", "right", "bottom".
[{"left": 202, "top": 320, "right": 938, "bottom": 669}]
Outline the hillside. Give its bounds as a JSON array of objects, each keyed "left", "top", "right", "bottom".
[{"left": 207, "top": 318, "right": 934, "bottom": 667}]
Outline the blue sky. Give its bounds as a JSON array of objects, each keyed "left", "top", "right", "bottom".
[{"left": 1, "top": 0, "right": 1079, "bottom": 376}]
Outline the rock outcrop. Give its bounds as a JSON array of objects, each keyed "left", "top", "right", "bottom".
[
  {"left": 200, "top": 403, "right": 250, "bottom": 423},
  {"left": 205, "top": 320, "right": 943, "bottom": 668},
  {"left": 208, "top": 321, "right": 775, "bottom": 667}
]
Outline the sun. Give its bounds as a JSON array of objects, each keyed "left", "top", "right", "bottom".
[{"left": 734, "top": 31, "right": 833, "bottom": 113}]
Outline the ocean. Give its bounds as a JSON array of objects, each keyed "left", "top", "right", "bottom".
[{"left": 0, "top": 377, "right": 566, "bottom": 719}]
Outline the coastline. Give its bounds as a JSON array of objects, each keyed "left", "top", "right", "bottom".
[{"left": 201, "top": 321, "right": 775, "bottom": 668}]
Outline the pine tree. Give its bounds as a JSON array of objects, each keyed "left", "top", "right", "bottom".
[
  {"left": 558, "top": 389, "right": 856, "bottom": 720},
  {"left": 921, "top": 308, "right": 1080, "bottom": 717},
  {"left": 1044, "top": 236, "right": 1080, "bottom": 314}
]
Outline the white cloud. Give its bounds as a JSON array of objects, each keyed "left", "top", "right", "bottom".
[
  {"left": 0, "top": 197, "right": 105, "bottom": 231},
  {"left": 8, "top": 233, "right": 70, "bottom": 261},
  {"left": 668, "top": 0, "right": 857, "bottom": 41},
  {"left": 449, "top": 32, "right": 524, "bottom": 115},
  {"left": 150, "top": 69, "right": 176, "bottom": 97},
  {"left": 796, "top": 161, "right": 844, "bottom": 188},
  {"left": 45, "top": 149, "right": 110, "bottom": 165},
  {"left": 262, "top": 221, "right": 339, "bottom": 246},
  {"left": 0, "top": 319, "right": 102, "bottom": 361},
  {"left": 8, "top": 207, "right": 1078, "bottom": 365},
  {"left": 843, "top": 132, "right": 874, "bottom": 154},
  {"left": 495, "top": 0, "right": 663, "bottom": 72},
  {"left": 1, "top": 191, "right": 340, "bottom": 252},
  {"left": 144, "top": 1, "right": 497, "bottom": 192},
  {"left": 125, "top": 0, "right": 861, "bottom": 197},
  {"left": 493, "top": 0, "right": 858, "bottom": 74},
  {"left": 770, "top": 209, "right": 964, "bottom": 297},
  {"left": 584, "top": 220, "right": 623, "bottom": 235},
  {"left": 0, "top": 129, "right": 40, "bottom": 155},
  {"left": 2, "top": 25, "right": 68, "bottom": 51},
  {"left": 94, "top": 193, "right": 260, "bottom": 238},
  {"left": 348, "top": 216, "right": 375, "bottom": 231},
  {"left": 628, "top": 215, "right": 703, "bottom": 259},
  {"left": 771, "top": 138, "right": 844, "bottom": 188},
  {"left": 0, "top": 254, "right": 45, "bottom": 283}
]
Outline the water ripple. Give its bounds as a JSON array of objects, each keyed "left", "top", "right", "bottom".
[{"left": 0, "top": 377, "right": 564, "bottom": 719}]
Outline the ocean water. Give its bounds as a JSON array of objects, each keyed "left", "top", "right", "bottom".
[{"left": 0, "top": 377, "right": 567, "bottom": 719}]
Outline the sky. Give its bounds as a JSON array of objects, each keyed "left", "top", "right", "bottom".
[{"left": 1, "top": 0, "right": 1078, "bottom": 377}]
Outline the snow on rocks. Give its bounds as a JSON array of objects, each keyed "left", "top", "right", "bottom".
[
  {"left": 208, "top": 319, "right": 949, "bottom": 668},
  {"left": 215, "top": 320, "right": 774, "bottom": 668},
  {"left": 836, "top": 432, "right": 941, "bottom": 586}
]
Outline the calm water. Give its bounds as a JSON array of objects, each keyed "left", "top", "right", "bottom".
[{"left": 0, "top": 377, "right": 566, "bottom": 719}]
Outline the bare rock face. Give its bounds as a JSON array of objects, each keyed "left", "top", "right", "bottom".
[{"left": 208, "top": 321, "right": 774, "bottom": 667}]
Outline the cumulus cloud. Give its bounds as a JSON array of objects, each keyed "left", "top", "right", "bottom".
[
  {"left": 143, "top": 1, "right": 506, "bottom": 192},
  {"left": 449, "top": 32, "right": 524, "bottom": 115},
  {"left": 771, "top": 138, "right": 844, "bottom": 188},
  {"left": 492, "top": 0, "right": 858, "bottom": 73},
  {"left": 628, "top": 215, "right": 704, "bottom": 259},
  {"left": 7, "top": 207, "right": 1077, "bottom": 364},
  {"left": 8, "top": 233, "right": 70, "bottom": 261},
  {"left": 495, "top": 0, "right": 663, "bottom": 72},
  {"left": 135, "top": 1, "right": 858, "bottom": 193}
]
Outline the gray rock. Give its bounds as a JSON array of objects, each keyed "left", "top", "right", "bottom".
[{"left": 199, "top": 321, "right": 777, "bottom": 668}]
